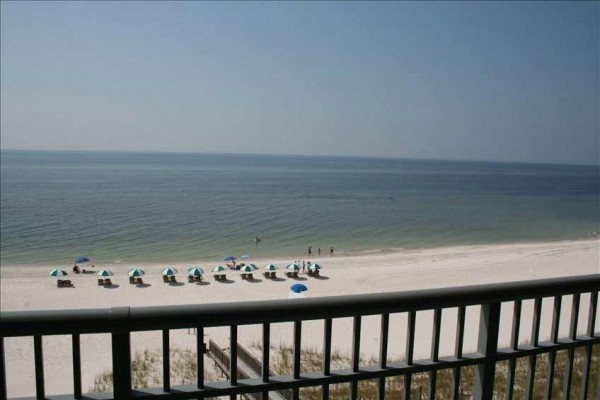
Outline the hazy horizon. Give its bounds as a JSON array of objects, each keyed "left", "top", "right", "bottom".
[{"left": 2, "top": 2, "right": 598, "bottom": 165}]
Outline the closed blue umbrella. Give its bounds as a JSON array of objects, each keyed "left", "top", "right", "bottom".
[{"left": 290, "top": 283, "right": 308, "bottom": 293}]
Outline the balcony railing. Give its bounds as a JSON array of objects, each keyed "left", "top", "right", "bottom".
[{"left": 1, "top": 274, "right": 598, "bottom": 399}]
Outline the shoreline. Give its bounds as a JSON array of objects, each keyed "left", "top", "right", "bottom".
[
  {"left": 1, "top": 236, "right": 598, "bottom": 272},
  {"left": 2, "top": 238, "right": 598, "bottom": 396}
]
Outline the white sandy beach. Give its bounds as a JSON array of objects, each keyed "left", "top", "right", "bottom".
[{"left": 1, "top": 239, "right": 599, "bottom": 397}]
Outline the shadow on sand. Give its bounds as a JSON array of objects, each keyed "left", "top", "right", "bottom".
[
  {"left": 269, "top": 277, "right": 287, "bottom": 282},
  {"left": 135, "top": 283, "right": 152, "bottom": 288},
  {"left": 312, "top": 275, "right": 330, "bottom": 280},
  {"left": 217, "top": 279, "right": 235, "bottom": 284},
  {"left": 291, "top": 276, "right": 307, "bottom": 281},
  {"left": 246, "top": 278, "right": 263, "bottom": 283},
  {"left": 104, "top": 284, "right": 120, "bottom": 289},
  {"left": 169, "top": 282, "right": 185, "bottom": 287},
  {"left": 195, "top": 281, "right": 210, "bottom": 286}
]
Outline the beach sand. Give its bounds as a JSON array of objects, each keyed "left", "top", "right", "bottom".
[{"left": 1, "top": 239, "right": 598, "bottom": 396}]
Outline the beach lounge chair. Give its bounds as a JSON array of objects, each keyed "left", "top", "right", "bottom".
[
  {"left": 213, "top": 275, "right": 220, "bottom": 281},
  {"left": 314, "top": 270, "right": 320, "bottom": 276},
  {"left": 64, "top": 280, "right": 72, "bottom": 286},
  {"left": 136, "top": 278, "right": 143, "bottom": 284},
  {"left": 163, "top": 275, "right": 169, "bottom": 283},
  {"left": 195, "top": 275, "right": 202, "bottom": 281},
  {"left": 129, "top": 276, "right": 136, "bottom": 284},
  {"left": 221, "top": 274, "right": 226, "bottom": 281},
  {"left": 188, "top": 275, "right": 194, "bottom": 283},
  {"left": 270, "top": 271, "right": 276, "bottom": 278},
  {"left": 104, "top": 278, "right": 112, "bottom": 286},
  {"left": 169, "top": 275, "right": 176, "bottom": 283},
  {"left": 263, "top": 271, "right": 270, "bottom": 279},
  {"left": 307, "top": 270, "right": 313, "bottom": 276},
  {"left": 292, "top": 272, "right": 299, "bottom": 278},
  {"left": 98, "top": 279, "right": 105, "bottom": 286},
  {"left": 57, "top": 280, "right": 63, "bottom": 287}
]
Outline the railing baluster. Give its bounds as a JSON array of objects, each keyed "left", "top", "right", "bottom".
[
  {"left": 505, "top": 300, "right": 522, "bottom": 400},
  {"left": 197, "top": 326, "right": 204, "bottom": 389},
  {"left": 579, "top": 291, "right": 597, "bottom": 400},
  {"left": 293, "top": 320, "right": 302, "bottom": 399},
  {"left": 351, "top": 316, "right": 361, "bottom": 400},
  {"left": 404, "top": 311, "right": 416, "bottom": 400},
  {"left": 111, "top": 331, "right": 131, "bottom": 398},
  {"left": 428, "top": 308, "right": 442, "bottom": 400},
  {"left": 544, "top": 295, "right": 562, "bottom": 399},
  {"left": 0, "top": 338, "right": 6, "bottom": 400},
  {"left": 262, "top": 322, "right": 270, "bottom": 400},
  {"left": 163, "top": 329, "right": 170, "bottom": 392},
  {"left": 230, "top": 325, "right": 238, "bottom": 385},
  {"left": 563, "top": 293, "right": 580, "bottom": 399},
  {"left": 72, "top": 334, "right": 82, "bottom": 399},
  {"left": 473, "top": 303, "right": 501, "bottom": 399},
  {"left": 322, "top": 318, "right": 332, "bottom": 400},
  {"left": 33, "top": 335, "right": 44, "bottom": 399},
  {"left": 525, "top": 298, "right": 542, "bottom": 400},
  {"left": 452, "top": 306, "right": 466, "bottom": 400},
  {"left": 378, "top": 313, "right": 389, "bottom": 400}
]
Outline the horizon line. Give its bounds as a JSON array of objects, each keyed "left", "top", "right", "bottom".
[{"left": 1, "top": 148, "right": 598, "bottom": 168}]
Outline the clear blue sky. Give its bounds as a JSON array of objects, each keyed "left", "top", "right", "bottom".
[{"left": 1, "top": 1, "right": 598, "bottom": 165}]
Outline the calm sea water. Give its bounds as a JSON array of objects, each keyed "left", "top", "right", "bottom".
[{"left": 1, "top": 150, "right": 598, "bottom": 265}]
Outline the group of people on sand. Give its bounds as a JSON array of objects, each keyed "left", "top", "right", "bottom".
[{"left": 307, "top": 246, "right": 333, "bottom": 256}]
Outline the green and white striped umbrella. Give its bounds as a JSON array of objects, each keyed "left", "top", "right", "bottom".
[
  {"left": 239, "top": 265, "right": 254, "bottom": 273},
  {"left": 212, "top": 265, "right": 227, "bottom": 273},
  {"left": 308, "top": 263, "right": 322, "bottom": 271},
  {"left": 161, "top": 267, "right": 178, "bottom": 276},
  {"left": 264, "top": 264, "right": 278, "bottom": 271},
  {"left": 286, "top": 263, "right": 300, "bottom": 271},
  {"left": 128, "top": 268, "right": 145, "bottom": 277},
  {"left": 188, "top": 267, "right": 204, "bottom": 276},
  {"left": 97, "top": 269, "right": 113, "bottom": 277},
  {"left": 49, "top": 269, "right": 68, "bottom": 277}
]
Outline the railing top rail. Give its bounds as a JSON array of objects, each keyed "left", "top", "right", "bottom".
[{"left": 1, "top": 274, "right": 598, "bottom": 337}]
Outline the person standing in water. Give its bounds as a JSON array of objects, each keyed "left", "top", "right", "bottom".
[
  {"left": 308, "top": 246, "right": 312, "bottom": 256},
  {"left": 318, "top": 247, "right": 321, "bottom": 255},
  {"left": 330, "top": 246, "right": 334, "bottom": 255}
]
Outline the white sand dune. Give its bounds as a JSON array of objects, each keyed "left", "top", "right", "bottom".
[{"left": 1, "top": 239, "right": 598, "bottom": 397}]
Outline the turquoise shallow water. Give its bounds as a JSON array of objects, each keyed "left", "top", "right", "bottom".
[{"left": 1, "top": 150, "right": 598, "bottom": 265}]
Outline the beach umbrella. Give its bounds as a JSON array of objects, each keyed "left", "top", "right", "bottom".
[
  {"left": 308, "top": 263, "right": 322, "bottom": 271},
  {"left": 188, "top": 267, "right": 204, "bottom": 276},
  {"left": 239, "top": 265, "right": 254, "bottom": 273},
  {"left": 128, "top": 268, "right": 145, "bottom": 277},
  {"left": 246, "top": 263, "right": 257, "bottom": 270},
  {"left": 212, "top": 265, "right": 227, "bottom": 273},
  {"left": 97, "top": 269, "right": 113, "bottom": 277},
  {"left": 161, "top": 267, "right": 178, "bottom": 276},
  {"left": 286, "top": 263, "right": 300, "bottom": 271},
  {"left": 290, "top": 283, "right": 308, "bottom": 293},
  {"left": 224, "top": 255, "right": 236, "bottom": 262},
  {"left": 49, "top": 268, "right": 68, "bottom": 278},
  {"left": 240, "top": 254, "right": 251, "bottom": 260},
  {"left": 75, "top": 256, "right": 89, "bottom": 264},
  {"left": 264, "top": 264, "right": 278, "bottom": 271}
]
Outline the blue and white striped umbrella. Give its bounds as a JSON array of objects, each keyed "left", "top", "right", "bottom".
[
  {"left": 49, "top": 269, "right": 68, "bottom": 277},
  {"left": 264, "top": 264, "right": 278, "bottom": 271},
  {"left": 128, "top": 268, "right": 145, "bottom": 277},
  {"left": 212, "top": 265, "right": 227, "bottom": 273},
  {"left": 97, "top": 269, "right": 113, "bottom": 277},
  {"left": 188, "top": 267, "right": 204, "bottom": 276},
  {"left": 286, "top": 263, "right": 300, "bottom": 271},
  {"left": 161, "top": 267, "right": 178, "bottom": 276},
  {"left": 246, "top": 263, "right": 257, "bottom": 270}
]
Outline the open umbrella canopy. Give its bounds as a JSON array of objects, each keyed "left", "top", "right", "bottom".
[
  {"left": 161, "top": 267, "right": 178, "bottom": 276},
  {"left": 75, "top": 256, "right": 89, "bottom": 264},
  {"left": 308, "top": 263, "right": 322, "bottom": 271},
  {"left": 245, "top": 263, "right": 257, "bottom": 270},
  {"left": 50, "top": 269, "right": 68, "bottom": 277},
  {"left": 212, "top": 265, "right": 227, "bottom": 273},
  {"left": 128, "top": 268, "right": 145, "bottom": 277},
  {"left": 224, "top": 255, "right": 236, "bottom": 261},
  {"left": 239, "top": 265, "right": 254, "bottom": 273},
  {"left": 286, "top": 263, "right": 300, "bottom": 271},
  {"left": 188, "top": 267, "right": 204, "bottom": 276},
  {"left": 97, "top": 269, "right": 113, "bottom": 277},
  {"left": 264, "top": 264, "right": 278, "bottom": 271},
  {"left": 290, "top": 283, "right": 308, "bottom": 293}
]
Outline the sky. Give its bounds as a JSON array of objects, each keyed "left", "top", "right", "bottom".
[{"left": 1, "top": 1, "right": 598, "bottom": 165}]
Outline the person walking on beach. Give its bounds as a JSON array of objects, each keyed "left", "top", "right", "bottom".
[
  {"left": 318, "top": 247, "right": 321, "bottom": 255},
  {"left": 330, "top": 246, "right": 334, "bottom": 255},
  {"left": 302, "top": 261, "right": 306, "bottom": 274},
  {"left": 308, "top": 246, "right": 312, "bottom": 256}
]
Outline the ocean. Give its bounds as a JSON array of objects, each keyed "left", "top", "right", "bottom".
[{"left": 1, "top": 150, "right": 598, "bottom": 266}]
